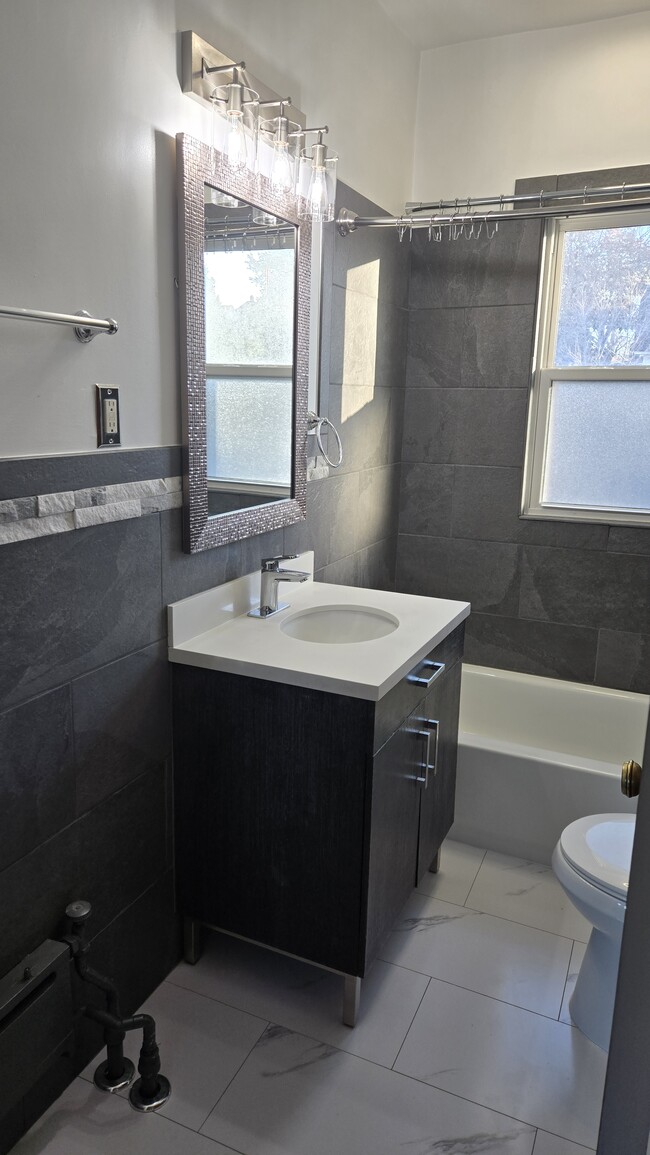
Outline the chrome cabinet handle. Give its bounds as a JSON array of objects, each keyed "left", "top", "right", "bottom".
[
  {"left": 414, "top": 728, "right": 431, "bottom": 787},
  {"left": 408, "top": 660, "right": 446, "bottom": 688},
  {"left": 413, "top": 719, "right": 439, "bottom": 788}
]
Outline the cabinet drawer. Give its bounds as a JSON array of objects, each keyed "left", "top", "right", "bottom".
[{"left": 373, "top": 622, "right": 464, "bottom": 753}]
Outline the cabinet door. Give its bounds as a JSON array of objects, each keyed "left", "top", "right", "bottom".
[
  {"left": 416, "top": 658, "right": 462, "bottom": 884},
  {"left": 362, "top": 716, "right": 422, "bottom": 971}
]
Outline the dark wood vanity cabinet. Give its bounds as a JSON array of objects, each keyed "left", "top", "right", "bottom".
[{"left": 172, "top": 622, "right": 464, "bottom": 984}]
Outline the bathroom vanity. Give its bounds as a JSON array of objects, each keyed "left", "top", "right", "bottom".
[{"left": 169, "top": 557, "right": 469, "bottom": 1023}]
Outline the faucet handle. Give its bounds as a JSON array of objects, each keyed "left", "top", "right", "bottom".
[{"left": 261, "top": 554, "right": 298, "bottom": 571}]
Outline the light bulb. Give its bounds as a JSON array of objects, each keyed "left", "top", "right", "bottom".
[
  {"left": 307, "top": 165, "right": 329, "bottom": 222},
  {"left": 225, "top": 111, "right": 247, "bottom": 171},
  {"left": 270, "top": 142, "right": 294, "bottom": 191}
]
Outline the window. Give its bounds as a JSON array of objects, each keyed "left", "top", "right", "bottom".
[
  {"left": 205, "top": 243, "right": 295, "bottom": 494},
  {"left": 522, "top": 209, "right": 650, "bottom": 525}
]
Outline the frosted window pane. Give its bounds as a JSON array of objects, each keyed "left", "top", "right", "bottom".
[
  {"left": 206, "top": 377, "right": 292, "bottom": 486},
  {"left": 554, "top": 224, "right": 650, "bottom": 367},
  {"left": 205, "top": 249, "right": 295, "bottom": 366},
  {"left": 543, "top": 381, "right": 650, "bottom": 510}
]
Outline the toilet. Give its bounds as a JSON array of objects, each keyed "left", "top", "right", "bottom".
[{"left": 552, "top": 813, "right": 635, "bottom": 1052}]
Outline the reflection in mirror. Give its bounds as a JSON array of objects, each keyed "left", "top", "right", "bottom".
[
  {"left": 177, "top": 133, "right": 309, "bottom": 554},
  {"left": 203, "top": 188, "right": 296, "bottom": 517}
]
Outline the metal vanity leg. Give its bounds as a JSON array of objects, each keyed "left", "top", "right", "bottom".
[
  {"left": 342, "top": 975, "right": 361, "bottom": 1027},
  {"left": 429, "top": 848, "right": 441, "bottom": 874},
  {"left": 183, "top": 917, "right": 203, "bottom": 965}
]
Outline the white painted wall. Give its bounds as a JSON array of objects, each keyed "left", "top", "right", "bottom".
[
  {"left": 412, "top": 12, "right": 650, "bottom": 202},
  {"left": 0, "top": 0, "right": 416, "bottom": 458}
]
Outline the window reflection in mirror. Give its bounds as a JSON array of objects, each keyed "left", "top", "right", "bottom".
[{"left": 204, "top": 186, "right": 296, "bottom": 518}]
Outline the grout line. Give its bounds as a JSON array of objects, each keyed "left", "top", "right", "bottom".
[
  {"left": 195, "top": 1018, "right": 270, "bottom": 1135},
  {"left": 391, "top": 976, "right": 431, "bottom": 1072}
]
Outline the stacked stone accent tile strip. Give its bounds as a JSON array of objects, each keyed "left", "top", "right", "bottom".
[{"left": 0, "top": 477, "right": 182, "bottom": 545}]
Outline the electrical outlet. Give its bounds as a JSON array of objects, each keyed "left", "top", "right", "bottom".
[{"left": 96, "top": 385, "right": 121, "bottom": 447}]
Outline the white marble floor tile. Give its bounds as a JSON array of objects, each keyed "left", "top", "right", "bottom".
[
  {"left": 533, "top": 1130, "right": 595, "bottom": 1154},
  {"left": 559, "top": 941, "right": 588, "bottom": 1025},
  {"left": 200, "top": 1024, "right": 536, "bottom": 1155},
  {"left": 466, "top": 851, "right": 592, "bottom": 942},
  {"left": 394, "top": 978, "right": 607, "bottom": 1150},
  {"left": 81, "top": 981, "right": 267, "bottom": 1132},
  {"left": 12, "top": 1077, "right": 243, "bottom": 1155},
  {"left": 416, "top": 839, "right": 486, "bottom": 905},
  {"left": 379, "top": 891, "right": 572, "bottom": 1018},
  {"left": 168, "top": 932, "right": 429, "bottom": 1068}
]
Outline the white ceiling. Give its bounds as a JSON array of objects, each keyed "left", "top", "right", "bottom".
[{"left": 376, "top": 0, "right": 650, "bottom": 50}]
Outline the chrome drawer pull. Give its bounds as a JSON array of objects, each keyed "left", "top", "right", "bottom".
[
  {"left": 413, "top": 719, "right": 439, "bottom": 789},
  {"left": 408, "top": 660, "right": 446, "bottom": 688}
]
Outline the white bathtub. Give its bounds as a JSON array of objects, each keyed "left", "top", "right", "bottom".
[{"left": 450, "top": 665, "right": 648, "bottom": 865}]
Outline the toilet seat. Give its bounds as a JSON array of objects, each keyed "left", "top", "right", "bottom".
[{"left": 559, "top": 814, "right": 635, "bottom": 901}]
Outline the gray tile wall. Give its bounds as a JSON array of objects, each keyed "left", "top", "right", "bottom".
[
  {"left": 0, "top": 182, "right": 407, "bottom": 1147},
  {"left": 395, "top": 165, "right": 650, "bottom": 693}
]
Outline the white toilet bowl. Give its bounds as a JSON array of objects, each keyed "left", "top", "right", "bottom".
[{"left": 552, "top": 813, "right": 635, "bottom": 1051}]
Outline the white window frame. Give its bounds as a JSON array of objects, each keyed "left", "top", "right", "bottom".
[
  {"left": 521, "top": 208, "right": 650, "bottom": 527},
  {"left": 205, "top": 363, "right": 293, "bottom": 493}
]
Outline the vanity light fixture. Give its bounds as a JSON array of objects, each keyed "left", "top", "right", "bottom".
[
  {"left": 182, "top": 32, "right": 338, "bottom": 220},
  {"left": 296, "top": 127, "right": 338, "bottom": 223},
  {"left": 205, "top": 60, "right": 259, "bottom": 173},
  {"left": 259, "top": 101, "right": 302, "bottom": 193}
]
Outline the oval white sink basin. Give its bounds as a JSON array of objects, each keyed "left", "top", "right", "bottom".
[{"left": 280, "top": 605, "right": 399, "bottom": 644}]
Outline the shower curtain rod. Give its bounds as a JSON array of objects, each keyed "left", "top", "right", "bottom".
[
  {"left": 407, "top": 179, "right": 650, "bottom": 215},
  {"left": 337, "top": 182, "right": 650, "bottom": 236}
]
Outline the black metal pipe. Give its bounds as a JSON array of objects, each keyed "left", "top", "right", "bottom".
[{"left": 61, "top": 900, "right": 170, "bottom": 1109}]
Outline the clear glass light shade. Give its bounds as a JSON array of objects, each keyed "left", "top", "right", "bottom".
[
  {"left": 211, "top": 91, "right": 258, "bottom": 175},
  {"left": 297, "top": 152, "right": 337, "bottom": 223},
  {"left": 270, "top": 141, "right": 295, "bottom": 192}
]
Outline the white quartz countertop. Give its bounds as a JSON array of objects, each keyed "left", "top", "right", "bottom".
[{"left": 168, "top": 553, "right": 470, "bottom": 701}]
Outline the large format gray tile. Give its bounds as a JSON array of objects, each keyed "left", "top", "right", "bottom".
[
  {"left": 406, "top": 307, "right": 464, "bottom": 389},
  {"left": 0, "top": 447, "right": 181, "bottom": 502},
  {"left": 168, "top": 932, "right": 428, "bottom": 1069},
  {"left": 332, "top": 182, "right": 410, "bottom": 308},
  {"left": 73, "top": 641, "right": 171, "bottom": 816},
  {"left": 76, "top": 765, "right": 169, "bottom": 935},
  {"left": 0, "top": 515, "right": 163, "bottom": 710},
  {"left": 13, "top": 1077, "right": 239, "bottom": 1155},
  {"left": 402, "top": 388, "right": 528, "bottom": 467},
  {"left": 463, "top": 613, "right": 599, "bottom": 683},
  {"left": 356, "top": 536, "right": 397, "bottom": 591},
  {"left": 81, "top": 981, "right": 267, "bottom": 1132},
  {"left": 519, "top": 546, "right": 650, "bottom": 633},
  {"left": 595, "top": 628, "right": 650, "bottom": 694},
  {"left": 461, "top": 305, "right": 535, "bottom": 389},
  {"left": 395, "top": 979, "right": 606, "bottom": 1149},
  {"left": 607, "top": 526, "right": 650, "bottom": 555},
  {"left": 357, "top": 465, "right": 400, "bottom": 551},
  {"left": 451, "top": 467, "right": 609, "bottom": 550},
  {"left": 396, "top": 535, "right": 522, "bottom": 615},
  {"left": 0, "top": 812, "right": 80, "bottom": 977},
  {"left": 399, "top": 463, "right": 454, "bottom": 537},
  {"left": 284, "top": 472, "right": 359, "bottom": 568},
  {"left": 201, "top": 1024, "right": 536, "bottom": 1154},
  {"left": 465, "top": 852, "right": 591, "bottom": 942},
  {"left": 328, "top": 385, "right": 394, "bottom": 475},
  {"left": 161, "top": 509, "right": 242, "bottom": 606},
  {"left": 380, "top": 891, "right": 572, "bottom": 1018},
  {"left": 0, "top": 686, "right": 73, "bottom": 871},
  {"left": 409, "top": 220, "right": 543, "bottom": 310}
]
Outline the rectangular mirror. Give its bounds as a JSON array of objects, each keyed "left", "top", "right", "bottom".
[{"left": 177, "top": 134, "right": 309, "bottom": 552}]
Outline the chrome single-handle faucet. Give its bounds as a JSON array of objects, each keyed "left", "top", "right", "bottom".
[{"left": 248, "top": 554, "right": 309, "bottom": 619}]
